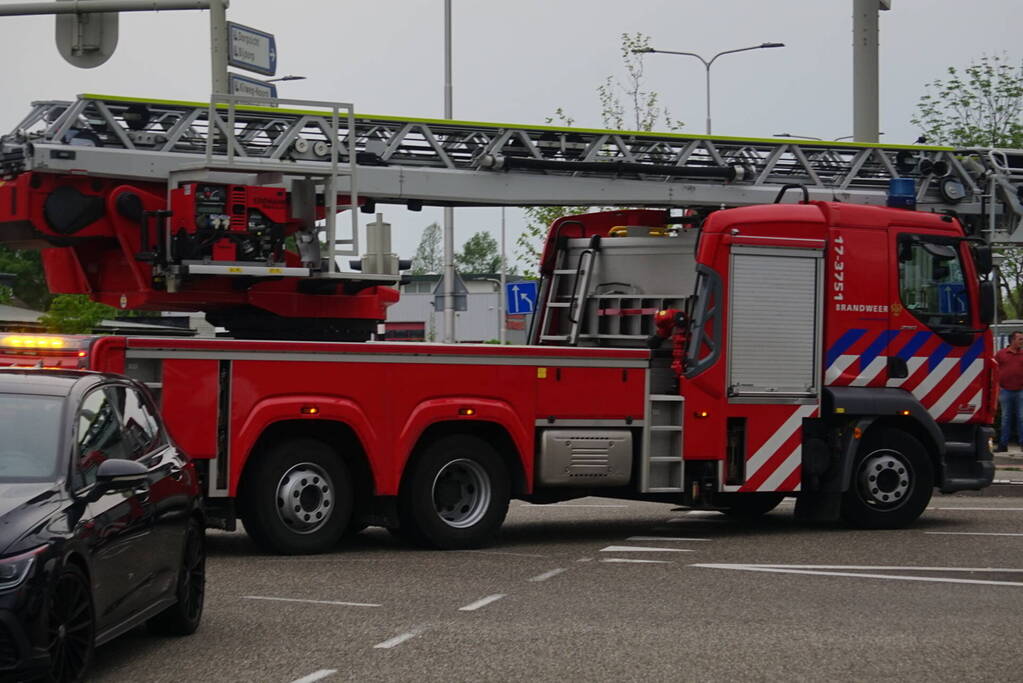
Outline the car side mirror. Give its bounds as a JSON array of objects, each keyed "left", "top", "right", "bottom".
[
  {"left": 979, "top": 280, "right": 995, "bottom": 326},
  {"left": 95, "top": 459, "right": 148, "bottom": 492}
]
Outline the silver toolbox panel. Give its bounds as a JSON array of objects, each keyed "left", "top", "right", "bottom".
[
  {"left": 728, "top": 247, "right": 821, "bottom": 397},
  {"left": 537, "top": 430, "right": 633, "bottom": 487}
]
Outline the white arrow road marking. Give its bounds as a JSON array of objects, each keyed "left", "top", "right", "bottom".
[
  {"left": 291, "top": 670, "right": 337, "bottom": 683},
  {"left": 600, "top": 545, "right": 694, "bottom": 553},
  {"left": 242, "top": 595, "right": 380, "bottom": 607},
  {"left": 692, "top": 563, "right": 1023, "bottom": 587},
  {"left": 459, "top": 594, "right": 506, "bottom": 611}
]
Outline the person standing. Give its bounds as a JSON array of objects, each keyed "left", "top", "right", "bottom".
[{"left": 995, "top": 331, "right": 1023, "bottom": 451}]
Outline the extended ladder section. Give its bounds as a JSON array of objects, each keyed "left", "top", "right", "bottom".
[{"left": 4, "top": 94, "right": 1023, "bottom": 238}]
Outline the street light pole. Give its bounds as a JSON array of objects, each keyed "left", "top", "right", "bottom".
[{"left": 633, "top": 42, "right": 784, "bottom": 135}]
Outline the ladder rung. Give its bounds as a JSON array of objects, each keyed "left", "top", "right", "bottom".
[
  {"left": 649, "top": 426, "right": 682, "bottom": 432},
  {"left": 650, "top": 395, "right": 684, "bottom": 401},
  {"left": 541, "top": 335, "right": 570, "bottom": 341},
  {"left": 648, "top": 456, "right": 681, "bottom": 462},
  {"left": 553, "top": 269, "right": 577, "bottom": 275},
  {"left": 546, "top": 302, "right": 572, "bottom": 308},
  {"left": 646, "top": 487, "right": 684, "bottom": 493}
]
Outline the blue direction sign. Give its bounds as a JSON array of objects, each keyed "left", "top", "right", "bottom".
[
  {"left": 227, "top": 22, "right": 277, "bottom": 77},
  {"left": 506, "top": 281, "right": 537, "bottom": 314}
]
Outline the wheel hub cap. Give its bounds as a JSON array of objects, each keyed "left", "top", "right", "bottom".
[
  {"left": 432, "top": 459, "right": 491, "bottom": 529},
  {"left": 276, "top": 463, "right": 333, "bottom": 534},
  {"left": 858, "top": 451, "right": 911, "bottom": 507}
]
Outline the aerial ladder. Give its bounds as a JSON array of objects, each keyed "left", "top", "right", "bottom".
[{"left": 1, "top": 92, "right": 1022, "bottom": 339}]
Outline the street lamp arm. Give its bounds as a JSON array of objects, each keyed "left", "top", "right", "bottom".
[
  {"left": 707, "top": 42, "right": 785, "bottom": 67},
  {"left": 635, "top": 48, "right": 709, "bottom": 67}
]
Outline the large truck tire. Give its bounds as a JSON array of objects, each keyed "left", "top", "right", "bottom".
[
  {"left": 398, "top": 434, "right": 510, "bottom": 549},
  {"left": 240, "top": 437, "right": 353, "bottom": 554},
  {"left": 841, "top": 428, "right": 933, "bottom": 529}
]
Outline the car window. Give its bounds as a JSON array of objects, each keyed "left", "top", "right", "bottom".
[
  {"left": 0, "top": 393, "right": 63, "bottom": 481},
  {"left": 76, "top": 388, "right": 132, "bottom": 486},
  {"left": 119, "top": 386, "right": 161, "bottom": 458}
]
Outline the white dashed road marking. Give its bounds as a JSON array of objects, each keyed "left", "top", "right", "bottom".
[
  {"left": 374, "top": 629, "right": 424, "bottom": 650},
  {"left": 242, "top": 596, "right": 380, "bottom": 608},
  {"left": 926, "top": 531, "right": 1023, "bottom": 537},
  {"left": 627, "top": 536, "right": 712, "bottom": 542},
  {"left": 291, "top": 670, "right": 337, "bottom": 683},
  {"left": 519, "top": 503, "right": 629, "bottom": 508},
  {"left": 600, "top": 545, "right": 694, "bottom": 553},
  {"left": 928, "top": 507, "right": 1023, "bottom": 511},
  {"left": 693, "top": 564, "right": 1023, "bottom": 587},
  {"left": 529, "top": 568, "right": 568, "bottom": 582},
  {"left": 459, "top": 594, "right": 506, "bottom": 611},
  {"left": 601, "top": 558, "right": 672, "bottom": 564}
]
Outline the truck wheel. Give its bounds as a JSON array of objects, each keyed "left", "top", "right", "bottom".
[
  {"left": 240, "top": 438, "right": 353, "bottom": 554},
  {"left": 719, "top": 492, "right": 785, "bottom": 519},
  {"left": 399, "top": 434, "right": 510, "bottom": 549},
  {"left": 841, "top": 429, "right": 933, "bottom": 529}
]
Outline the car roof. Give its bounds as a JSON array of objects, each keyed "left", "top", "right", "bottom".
[{"left": 0, "top": 368, "right": 109, "bottom": 397}]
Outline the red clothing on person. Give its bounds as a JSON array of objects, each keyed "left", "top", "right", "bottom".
[{"left": 995, "top": 346, "right": 1023, "bottom": 390}]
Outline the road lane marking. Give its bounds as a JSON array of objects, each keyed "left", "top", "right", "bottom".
[
  {"left": 459, "top": 594, "right": 506, "bottom": 611},
  {"left": 627, "top": 536, "right": 712, "bottom": 542},
  {"left": 932, "top": 505, "right": 1023, "bottom": 509},
  {"left": 529, "top": 568, "right": 568, "bottom": 582},
  {"left": 601, "top": 558, "right": 672, "bottom": 564},
  {"left": 926, "top": 531, "right": 1023, "bottom": 537},
  {"left": 291, "top": 670, "right": 337, "bottom": 683},
  {"left": 457, "top": 549, "right": 549, "bottom": 558},
  {"left": 600, "top": 545, "right": 694, "bottom": 553},
  {"left": 374, "top": 629, "right": 424, "bottom": 649},
  {"left": 242, "top": 596, "right": 380, "bottom": 608},
  {"left": 692, "top": 563, "right": 1023, "bottom": 587},
  {"left": 577, "top": 557, "right": 593, "bottom": 562},
  {"left": 519, "top": 503, "right": 629, "bottom": 508}
]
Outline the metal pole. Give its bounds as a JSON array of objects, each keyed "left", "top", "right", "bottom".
[
  {"left": 704, "top": 62, "right": 712, "bottom": 135},
  {"left": 209, "top": 0, "right": 228, "bottom": 95},
  {"left": 442, "top": 0, "right": 456, "bottom": 343},
  {"left": 0, "top": 0, "right": 218, "bottom": 14},
  {"left": 852, "top": 0, "right": 881, "bottom": 143},
  {"left": 499, "top": 207, "right": 507, "bottom": 344}
]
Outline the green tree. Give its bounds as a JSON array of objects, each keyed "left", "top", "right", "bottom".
[
  {"left": 410, "top": 221, "right": 443, "bottom": 274},
  {"left": 39, "top": 294, "right": 116, "bottom": 334},
  {"left": 0, "top": 247, "right": 51, "bottom": 310},
  {"left": 516, "top": 32, "right": 683, "bottom": 275},
  {"left": 456, "top": 231, "right": 501, "bottom": 274},
  {"left": 0, "top": 286, "right": 11, "bottom": 305},
  {"left": 912, "top": 53, "right": 1023, "bottom": 147}
]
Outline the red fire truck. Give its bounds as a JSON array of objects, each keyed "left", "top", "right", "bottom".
[{"left": 0, "top": 95, "right": 1003, "bottom": 553}]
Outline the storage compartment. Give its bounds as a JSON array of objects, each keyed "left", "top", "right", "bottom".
[{"left": 537, "top": 430, "right": 633, "bottom": 486}]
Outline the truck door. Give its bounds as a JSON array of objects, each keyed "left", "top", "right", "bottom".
[
  {"left": 723, "top": 245, "right": 822, "bottom": 492},
  {"left": 888, "top": 232, "right": 986, "bottom": 422}
]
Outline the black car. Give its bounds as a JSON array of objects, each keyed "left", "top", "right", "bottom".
[{"left": 0, "top": 368, "right": 204, "bottom": 682}]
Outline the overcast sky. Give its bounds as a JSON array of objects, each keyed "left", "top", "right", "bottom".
[{"left": 1, "top": 0, "right": 1021, "bottom": 268}]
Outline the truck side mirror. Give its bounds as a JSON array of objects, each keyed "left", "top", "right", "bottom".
[
  {"left": 972, "top": 244, "right": 993, "bottom": 276},
  {"left": 979, "top": 280, "right": 995, "bottom": 325}
]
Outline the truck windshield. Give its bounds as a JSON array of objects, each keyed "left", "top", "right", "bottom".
[
  {"left": 0, "top": 394, "right": 64, "bottom": 481},
  {"left": 898, "top": 237, "right": 971, "bottom": 331}
]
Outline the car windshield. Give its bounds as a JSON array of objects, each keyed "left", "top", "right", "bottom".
[{"left": 0, "top": 394, "right": 64, "bottom": 481}]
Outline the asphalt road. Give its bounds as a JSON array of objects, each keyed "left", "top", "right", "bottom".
[{"left": 91, "top": 494, "right": 1023, "bottom": 682}]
